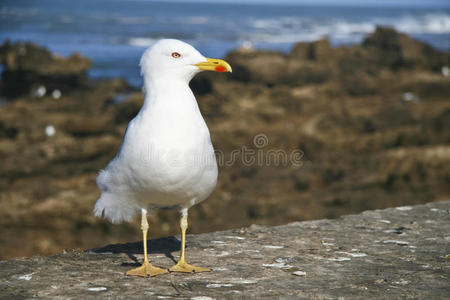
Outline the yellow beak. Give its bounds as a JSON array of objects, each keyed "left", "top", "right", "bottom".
[{"left": 195, "top": 58, "right": 232, "bottom": 73}]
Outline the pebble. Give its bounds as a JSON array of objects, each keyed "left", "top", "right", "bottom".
[
  {"left": 402, "top": 92, "right": 420, "bottom": 103},
  {"left": 321, "top": 241, "right": 335, "bottom": 246},
  {"left": 233, "top": 280, "right": 257, "bottom": 284},
  {"left": 396, "top": 206, "right": 413, "bottom": 211},
  {"left": 244, "top": 249, "right": 260, "bottom": 253},
  {"left": 52, "top": 89, "right": 61, "bottom": 99},
  {"left": 88, "top": 287, "right": 107, "bottom": 292},
  {"left": 393, "top": 279, "right": 409, "bottom": 285},
  {"left": 263, "top": 245, "right": 284, "bottom": 249},
  {"left": 378, "top": 219, "right": 391, "bottom": 224},
  {"left": 337, "top": 251, "right": 368, "bottom": 258},
  {"left": 45, "top": 124, "right": 56, "bottom": 137},
  {"left": 18, "top": 273, "right": 34, "bottom": 280},
  {"left": 216, "top": 251, "right": 230, "bottom": 257},
  {"left": 263, "top": 262, "right": 294, "bottom": 268},
  {"left": 224, "top": 236, "right": 245, "bottom": 240},
  {"left": 383, "top": 240, "right": 409, "bottom": 246},
  {"left": 31, "top": 85, "right": 46, "bottom": 98},
  {"left": 211, "top": 241, "right": 226, "bottom": 244},
  {"left": 430, "top": 208, "right": 446, "bottom": 213},
  {"left": 206, "top": 283, "right": 233, "bottom": 288},
  {"left": 328, "top": 257, "right": 351, "bottom": 262},
  {"left": 292, "top": 271, "right": 307, "bottom": 276}
]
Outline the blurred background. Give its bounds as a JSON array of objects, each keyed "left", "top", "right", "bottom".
[{"left": 0, "top": 0, "right": 449, "bottom": 259}]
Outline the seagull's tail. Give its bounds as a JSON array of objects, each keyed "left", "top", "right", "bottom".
[{"left": 94, "top": 193, "right": 138, "bottom": 224}]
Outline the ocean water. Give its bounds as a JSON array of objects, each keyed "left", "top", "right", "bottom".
[{"left": 1, "top": 0, "right": 449, "bottom": 86}]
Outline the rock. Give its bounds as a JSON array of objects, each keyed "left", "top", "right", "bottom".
[
  {"left": 290, "top": 39, "right": 335, "bottom": 62},
  {"left": 225, "top": 50, "right": 289, "bottom": 85},
  {"left": 0, "top": 121, "right": 19, "bottom": 139},
  {"left": 190, "top": 72, "right": 214, "bottom": 96},
  {"left": 1, "top": 201, "right": 449, "bottom": 298},
  {"left": 362, "top": 26, "right": 448, "bottom": 72},
  {"left": 114, "top": 93, "right": 144, "bottom": 124},
  {"left": 0, "top": 41, "right": 92, "bottom": 98},
  {"left": 433, "top": 109, "right": 450, "bottom": 133},
  {"left": 226, "top": 26, "right": 448, "bottom": 88},
  {"left": 63, "top": 116, "right": 115, "bottom": 137}
]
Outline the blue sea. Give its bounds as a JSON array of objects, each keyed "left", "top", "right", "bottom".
[{"left": 1, "top": 0, "right": 449, "bottom": 86}]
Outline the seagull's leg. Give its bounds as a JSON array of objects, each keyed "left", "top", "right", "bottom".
[
  {"left": 126, "top": 208, "right": 168, "bottom": 277},
  {"left": 169, "top": 209, "right": 211, "bottom": 273}
]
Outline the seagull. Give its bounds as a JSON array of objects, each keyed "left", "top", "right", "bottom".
[{"left": 94, "top": 39, "right": 232, "bottom": 277}]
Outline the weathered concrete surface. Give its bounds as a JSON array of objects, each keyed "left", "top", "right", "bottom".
[{"left": 1, "top": 201, "right": 449, "bottom": 299}]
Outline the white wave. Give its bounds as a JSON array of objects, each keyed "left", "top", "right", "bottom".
[
  {"left": 333, "top": 22, "right": 375, "bottom": 37},
  {"left": 244, "top": 13, "right": 450, "bottom": 45},
  {"left": 395, "top": 13, "right": 450, "bottom": 34},
  {"left": 128, "top": 37, "right": 157, "bottom": 47}
]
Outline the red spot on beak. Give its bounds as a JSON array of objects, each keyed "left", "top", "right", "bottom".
[{"left": 215, "top": 66, "right": 227, "bottom": 72}]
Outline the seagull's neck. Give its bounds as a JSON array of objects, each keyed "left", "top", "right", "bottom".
[{"left": 141, "top": 75, "right": 197, "bottom": 112}]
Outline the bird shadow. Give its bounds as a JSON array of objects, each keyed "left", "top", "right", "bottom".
[{"left": 89, "top": 236, "right": 181, "bottom": 266}]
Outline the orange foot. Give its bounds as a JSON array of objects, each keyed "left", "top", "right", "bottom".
[
  {"left": 126, "top": 261, "right": 168, "bottom": 277},
  {"left": 169, "top": 260, "right": 211, "bottom": 273}
]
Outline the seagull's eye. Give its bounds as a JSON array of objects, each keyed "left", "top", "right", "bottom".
[{"left": 171, "top": 52, "right": 181, "bottom": 59}]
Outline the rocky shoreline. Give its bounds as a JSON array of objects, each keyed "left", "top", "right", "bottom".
[
  {"left": 1, "top": 201, "right": 449, "bottom": 299},
  {"left": 0, "top": 27, "right": 449, "bottom": 259}
]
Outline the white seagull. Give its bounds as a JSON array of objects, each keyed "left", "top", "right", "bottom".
[{"left": 94, "top": 39, "right": 232, "bottom": 277}]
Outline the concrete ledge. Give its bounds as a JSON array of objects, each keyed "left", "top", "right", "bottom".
[{"left": 1, "top": 201, "right": 449, "bottom": 299}]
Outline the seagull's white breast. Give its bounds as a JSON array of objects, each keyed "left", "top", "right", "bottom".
[{"left": 100, "top": 83, "right": 218, "bottom": 210}]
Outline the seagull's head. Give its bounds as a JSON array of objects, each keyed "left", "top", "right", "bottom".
[{"left": 140, "top": 39, "right": 232, "bottom": 83}]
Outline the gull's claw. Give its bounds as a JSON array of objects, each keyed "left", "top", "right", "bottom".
[
  {"left": 126, "top": 260, "right": 168, "bottom": 277},
  {"left": 169, "top": 260, "right": 211, "bottom": 273}
]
